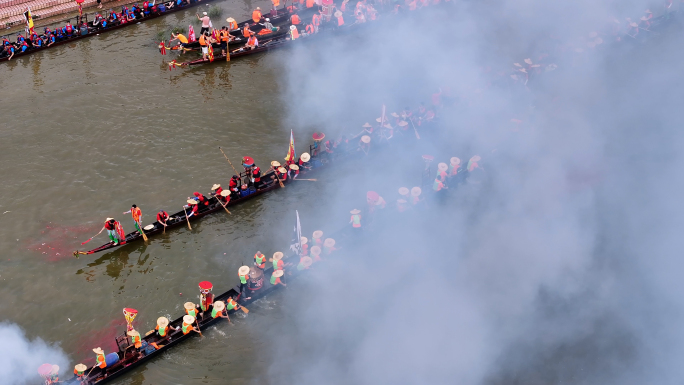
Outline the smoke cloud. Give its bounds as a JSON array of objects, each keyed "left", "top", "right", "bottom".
[
  {"left": 260, "top": 0, "right": 684, "bottom": 384},
  {"left": 0, "top": 323, "right": 69, "bottom": 385}
]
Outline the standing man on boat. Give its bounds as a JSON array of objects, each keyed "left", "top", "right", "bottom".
[
  {"left": 251, "top": 164, "right": 262, "bottom": 190},
  {"left": 252, "top": 7, "right": 262, "bottom": 23},
  {"left": 229, "top": 175, "right": 241, "bottom": 199},
  {"left": 349, "top": 209, "right": 362, "bottom": 233},
  {"left": 123, "top": 205, "right": 143, "bottom": 236},
  {"left": 254, "top": 251, "right": 266, "bottom": 269},
  {"left": 102, "top": 218, "right": 120, "bottom": 245},
  {"left": 238, "top": 266, "right": 251, "bottom": 299},
  {"left": 197, "top": 12, "right": 212, "bottom": 35}
]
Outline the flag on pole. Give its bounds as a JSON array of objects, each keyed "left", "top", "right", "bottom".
[
  {"left": 23, "top": 8, "right": 34, "bottom": 34},
  {"left": 289, "top": 210, "right": 302, "bottom": 255},
  {"left": 159, "top": 41, "right": 167, "bottom": 55},
  {"left": 207, "top": 43, "right": 214, "bottom": 62},
  {"left": 285, "top": 129, "right": 296, "bottom": 163},
  {"left": 188, "top": 25, "right": 197, "bottom": 42}
]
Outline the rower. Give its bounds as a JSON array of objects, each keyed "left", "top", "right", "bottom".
[
  {"left": 198, "top": 281, "right": 214, "bottom": 318},
  {"left": 184, "top": 302, "right": 199, "bottom": 318},
  {"left": 198, "top": 31, "right": 209, "bottom": 60},
  {"left": 225, "top": 296, "right": 241, "bottom": 315},
  {"left": 335, "top": 10, "right": 344, "bottom": 26},
  {"left": 127, "top": 330, "right": 142, "bottom": 349},
  {"left": 170, "top": 32, "right": 189, "bottom": 48},
  {"left": 246, "top": 34, "right": 259, "bottom": 50},
  {"left": 93, "top": 347, "right": 107, "bottom": 369},
  {"left": 300, "top": 236, "right": 309, "bottom": 256},
  {"left": 156, "top": 316, "right": 178, "bottom": 339},
  {"left": 211, "top": 300, "right": 230, "bottom": 319},
  {"left": 312, "top": 13, "right": 320, "bottom": 33},
  {"left": 123, "top": 204, "right": 144, "bottom": 235},
  {"left": 323, "top": 238, "right": 336, "bottom": 255},
  {"left": 65, "top": 21, "right": 74, "bottom": 37},
  {"left": 74, "top": 364, "right": 87, "bottom": 380},
  {"left": 185, "top": 199, "right": 199, "bottom": 217},
  {"left": 359, "top": 135, "right": 371, "bottom": 153},
  {"left": 310, "top": 246, "right": 321, "bottom": 262},
  {"left": 312, "top": 230, "right": 323, "bottom": 248},
  {"left": 433, "top": 177, "right": 445, "bottom": 192},
  {"left": 191, "top": 191, "right": 210, "bottom": 207},
  {"left": 243, "top": 23, "right": 254, "bottom": 38},
  {"left": 399, "top": 187, "right": 410, "bottom": 201},
  {"left": 272, "top": 251, "right": 285, "bottom": 270},
  {"left": 229, "top": 175, "right": 241, "bottom": 198},
  {"left": 219, "top": 189, "right": 231, "bottom": 204},
  {"left": 211, "top": 183, "right": 223, "bottom": 198},
  {"left": 305, "top": 23, "right": 315, "bottom": 35},
  {"left": 251, "top": 164, "right": 262, "bottom": 189},
  {"left": 181, "top": 315, "right": 200, "bottom": 335},
  {"left": 289, "top": 25, "right": 300, "bottom": 40},
  {"left": 291, "top": 13, "right": 301, "bottom": 25},
  {"left": 226, "top": 17, "right": 238, "bottom": 31},
  {"left": 263, "top": 18, "right": 278, "bottom": 32},
  {"left": 298, "top": 152, "right": 311, "bottom": 170},
  {"left": 103, "top": 217, "right": 119, "bottom": 245},
  {"left": 289, "top": 164, "right": 299, "bottom": 179},
  {"left": 467, "top": 155, "right": 481, "bottom": 172},
  {"left": 254, "top": 251, "right": 266, "bottom": 269},
  {"left": 297, "top": 256, "right": 313, "bottom": 271},
  {"left": 238, "top": 265, "right": 251, "bottom": 299},
  {"left": 270, "top": 269, "right": 286, "bottom": 286},
  {"left": 349, "top": 209, "right": 362, "bottom": 232},
  {"left": 410, "top": 187, "right": 422, "bottom": 205},
  {"left": 436, "top": 162, "right": 448, "bottom": 183},
  {"left": 449, "top": 157, "right": 461, "bottom": 177},
  {"left": 252, "top": 6, "right": 262, "bottom": 23},
  {"left": 276, "top": 166, "right": 288, "bottom": 181},
  {"left": 270, "top": 160, "right": 281, "bottom": 171},
  {"left": 218, "top": 27, "right": 229, "bottom": 56},
  {"left": 397, "top": 198, "right": 409, "bottom": 212},
  {"left": 156, "top": 210, "right": 169, "bottom": 227}
]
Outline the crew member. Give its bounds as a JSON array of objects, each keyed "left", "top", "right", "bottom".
[
  {"left": 123, "top": 204, "right": 143, "bottom": 234},
  {"left": 103, "top": 217, "right": 119, "bottom": 245},
  {"left": 218, "top": 27, "right": 229, "bottom": 56},
  {"left": 289, "top": 164, "right": 299, "bottom": 179},
  {"left": 310, "top": 246, "right": 321, "bottom": 262},
  {"left": 198, "top": 281, "right": 214, "bottom": 318},
  {"left": 411, "top": 187, "right": 422, "bottom": 205},
  {"left": 156, "top": 210, "right": 169, "bottom": 227},
  {"left": 229, "top": 175, "right": 241, "bottom": 198},
  {"left": 305, "top": 23, "right": 315, "bottom": 35},
  {"left": 312, "top": 230, "right": 324, "bottom": 247},
  {"left": 65, "top": 22, "right": 74, "bottom": 37},
  {"left": 192, "top": 191, "right": 210, "bottom": 206},
  {"left": 211, "top": 183, "right": 223, "bottom": 197},
  {"left": 349, "top": 209, "right": 362, "bottom": 231},
  {"left": 181, "top": 315, "right": 200, "bottom": 335},
  {"left": 270, "top": 269, "right": 286, "bottom": 286},
  {"left": 74, "top": 364, "right": 87, "bottom": 380},
  {"left": 251, "top": 164, "right": 262, "bottom": 189},
  {"left": 156, "top": 317, "right": 175, "bottom": 339},
  {"left": 289, "top": 25, "right": 300, "bottom": 40},
  {"left": 243, "top": 23, "right": 253, "bottom": 38},
  {"left": 263, "top": 18, "right": 277, "bottom": 32},
  {"left": 225, "top": 296, "right": 241, "bottom": 318},
  {"left": 246, "top": 34, "right": 258, "bottom": 49},
  {"left": 238, "top": 265, "right": 251, "bottom": 299},
  {"left": 297, "top": 256, "right": 312, "bottom": 270},
  {"left": 449, "top": 157, "right": 461, "bottom": 176},
  {"left": 290, "top": 13, "right": 301, "bottom": 25},
  {"left": 184, "top": 302, "right": 198, "bottom": 318},
  {"left": 197, "top": 11, "right": 211, "bottom": 35},
  {"left": 127, "top": 330, "right": 142, "bottom": 349},
  {"left": 186, "top": 199, "right": 199, "bottom": 217},
  {"left": 300, "top": 236, "right": 309, "bottom": 256},
  {"left": 297, "top": 153, "right": 310, "bottom": 169},
  {"left": 324, "top": 238, "right": 338, "bottom": 256},
  {"left": 211, "top": 300, "right": 231, "bottom": 319},
  {"left": 467, "top": 155, "right": 481, "bottom": 172},
  {"left": 252, "top": 6, "right": 262, "bottom": 23},
  {"left": 93, "top": 348, "right": 107, "bottom": 369},
  {"left": 226, "top": 17, "right": 238, "bottom": 30},
  {"left": 219, "top": 189, "right": 231, "bottom": 204},
  {"left": 254, "top": 251, "right": 266, "bottom": 269},
  {"left": 272, "top": 251, "right": 285, "bottom": 270},
  {"left": 433, "top": 177, "right": 445, "bottom": 192},
  {"left": 312, "top": 13, "right": 320, "bottom": 32},
  {"left": 198, "top": 31, "right": 209, "bottom": 60},
  {"left": 276, "top": 166, "right": 288, "bottom": 181}
]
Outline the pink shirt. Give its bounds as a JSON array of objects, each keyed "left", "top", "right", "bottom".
[{"left": 200, "top": 16, "right": 210, "bottom": 28}]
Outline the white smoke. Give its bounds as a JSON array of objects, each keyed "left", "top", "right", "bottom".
[{"left": 0, "top": 323, "right": 69, "bottom": 385}]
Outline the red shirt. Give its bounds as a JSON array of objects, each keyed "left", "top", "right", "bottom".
[{"left": 157, "top": 211, "right": 169, "bottom": 222}]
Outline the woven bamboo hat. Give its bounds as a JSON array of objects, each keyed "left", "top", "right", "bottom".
[
  {"left": 300, "top": 153, "right": 311, "bottom": 162},
  {"left": 106, "top": 217, "right": 114, "bottom": 221},
  {"left": 127, "top": 330, "right": 140, "bottom": 337},
  {"left": 221, "top": 190, "right": 230, "bottom": 197},
  {"left": 362, "top": 123, "right": 372, "bottom": 128},
  {"left": 51, "top": 365, "right": 59, "bottom": 375},
  {"left": 144, "top": 224, "right": 154, "bottom": 230},
  {"left": 211, "top": 184, "right": 221, "bottom": 190},
  {"left": 397, "top": 198, "right": 407, "bottom": 204},
  {"left": 273, "top": 269, "right": 284, "bottom": 278},
  {"left": 93, "top": 348, "right": 104, "bottom": 355},
  {"left": 213, "top": 301, "right": 225, "bottom": 311},
  {"left": 301, "top": 256, "right": 313, "bottom": 267},
  {"left": 524, "top": 58, "right": 532, "bottom": 64},
  {"left": 273, "top": 251, "right": 283, "bottom": 261},
  {"left": 239, "top": 265, "right": 250, "bottom": 276},
  {"left": 391, "top": 112, "right": 399, "bottom": 117},
  {"left": 313, "top": 230, "right": 323, "bottom": 239},
  {"left": 438, "top": 163, "right": 448, "bottom": 172},
  {"left": 289, "top": 164, "right": 299, "bottom": 170},
  {"left": 74, "top": 364, "right": 87, "bottom": 373},
  {"left": 183, "top": 315, "right": 195, "bottom": 324},
  {"left": 350, "top": 209, "right": 360, "bottom": 214},
  {"left": 184, "top": 302, "right": 195, "bottom": 310},
  {"left": 226, "top": 17, "right": 235, "bottom": 22},
  {"left": 300, "top": 236, "right": 308, "bottom": 244},
  {"left": 334, "top": 10, "right": 342, "bottom": 17},
  {"left": 375, "top": 117, "right": 382, "bottom": 122},
  {"left": 361, "top": 135, "right": 371, "bottom": 144},
  {"left": 310, "top": 246, "right": 321, "bottom": 255},
  {"left": 187, "top": 199, "right": 197, "bottom": 205},
  {"left": 470, "top": 155, "right": 481, "bottom": 162},
  {"left": 278, "top": 167, "right": 287, "bottom": 173},
  {"left": 450, "top": 157, "right": 461, "bottom": 165},
  {"left": 324, "top": 238, "right": 335, "bottom": 247},
  {"left": 271, "top": 161, "right": 281, "bottom": 167},
  {"left": 398, "top": 121, "right": 408, "bottom": 127},
  {"left": 398, "top": 187, "right": 409, "bottom": 196},
  {"left": 411, "top": 187, "right": 422, "bottom": 197},
  {"left": 157, "top": 317, "right": 169, "bottom": 328}
]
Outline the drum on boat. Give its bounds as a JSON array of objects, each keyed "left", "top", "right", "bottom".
[{"left": 247, "top": 266, "right": 264, "bottom": 290}]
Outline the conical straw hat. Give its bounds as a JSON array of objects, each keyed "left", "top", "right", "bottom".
[
  {"left": 183, "top": 315, "right": 195, "bottom": 324},
  {"left": 184, "top": 302, "right": 195, "bottom": 310},
  {"left": 312, "top": 230, "right": 323, "bottom": 239},
  {"left": 239, "top": 266, "right": 250, "bottom": 276},
  {"left": 398, "top": 187, "right": 409, "bottom": 196},
  {"left": 411, "top": 187, "right": 422, "bottom": 197},
  {"left": 310, "top": 246, "right": 321, "bottom": 255},
  {"left": 273, "top": 251, "right": 283, "bottom": 261},
  {"left": 323, "top": 238, "right": 335, "bottom": 247},
  {"left": 361, "top": 135, "right": 371, "bottom": 144},
  {"left": 213, "top": 301, "right": 225, "bottom": 311},
  {"left": 438, "top": 163, "right": 448, "bottom": 172},
  {"left": 157, "top": 317, "right": 169, "bottom": 328},
  {"left": 300, "top": 153, "right": 310, "bottom": 162},
  {"left": 273, "top": 269, "right": 284, "bottom": 278}
]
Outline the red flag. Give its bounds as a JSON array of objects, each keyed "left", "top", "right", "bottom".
[
  {"left": 285, "top": 129, "right": 296, "bottom": 163},
  {"left": 159, "top": 41, "right": 167, "bottom": 55},
  {"left": 207, "top": 43, "right": 214, "bottom": 62},
  {"left": 188, "top": 25, "right": 196, "bottom": 42}
]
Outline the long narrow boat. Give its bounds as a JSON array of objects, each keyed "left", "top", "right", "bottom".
[{"left": 0, "top": 1, "right": 286, "bottom": 63}]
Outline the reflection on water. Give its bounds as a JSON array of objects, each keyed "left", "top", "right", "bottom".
[{"left": 76, "top": 242, "right": 157, "bottom": 281}]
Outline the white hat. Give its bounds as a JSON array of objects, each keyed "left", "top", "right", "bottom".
[
  {"left": 213, "top": 301, "right": 225, "bottom": 311},
  {"left": 226, "top": 17, "right": 235, "bottom": 22},
  {"left": 265, "top": 18, "right": 270, "bottom": 21},
  {"left": 334, "top": 10, "right": 342, "bottom": 17},
  {"left": 143, "top": 224, "right": 154, "bottom": 230},
  {"left": 256, "top": 6, "right": 260, "bottom": 9},
  {"left": 375, "top": 117, "right": 382, "bottom": 122},
  {"left": 451, "top": 157, "right": 461, "bottom": 166},
  {"left": 183, "top": 315, "right": 195, "bottom": 324},
  {"left": 361, "top": 135, "right": 371, "bottom": 144},
  {"left": 221, "top": 190, "right": 230, "bottom": 197},
  {"left": 300, "top": 256, "right": 313, "bottom": 267},
  {"left": 211, "top": 184, "right": 221, "bottom": 190},
  {"left": 273, "top": 251, "right": 284, "bottom": 261},
  {"left": 273, "top": 269, "right": 284, "bottom": 278},
  {"left": 74, "top": 364, "right": 87, "bottom": 372},
  {"left": 398, "top": 121, "right": 408, "bottom": 127},
  {"left": 184, "top": 302, "right": 196, "bottom": 310},
  {"left": 157, "top": 317, "right": 169, "bottom": 327},
  {"left": 350, "top": 209, "right": 360, "bottom": 214},
  {"left": 289, "top": 164, "right": 299, "bottom": 170},
  {"left": 524, "top": 58, "right": 532, "bottom": 65},
  {"left": 310, "top": 246, "right": 321, "bottom": 255},
  {"left": 300, "top": 153, "right": 311, "bottom": 162},
  {"left": 438, "top": 162, "right": 448, "bottom": 172},
  {"left": 92, "top": 348, "right": 104, "bottom": 355},
  {"left": 313, "top": 230, "right": 323, "bottom": 239},
  {"left": 278, "top": 167, "right": 287, "bottom": 173},
  {"left": 397, "top": 198, "right": 407, "bottom": 204},
  {"left": 362, "top": 123, "right": 372, "bottom": 128},
  {"left": 398, "top": 187, "right": 409, "bottom": 196},
  {"left": 323, "top": 238, "right": 335, "bottom": 247},
  {"left": 290, "top": 25, "right": 296, "bottom": 30},
  {"left": 203, "top": 12, "right": 207, "bottom": 15},
  {"left": 239, "top": 265, "right": 250, "bottom": 276},
  {"left": 187, "top": 199, "right": 197, "bottom": 205},
  {"left": 300, "top": 236, "right": 308, "bottom": 245},
  {"left": 391, "top": 112, "right": 399, "bottom": 118},
  {"left": 271, "top": 160, "right": 281, "bottom": 167},
  {"left": 411, "top": 187, "right": 422, "bottom": 197},
  {"left": 127, "top": 330, "right": 140, "bottom": 337},
  {"left": 106, "top": 217, "right": 114, "bottom": 221},
  {"left": 50, "top": 365, "right": 60, "bottom": 375},
  {"left": 470, "top": 155, "right": 481, "bottom": 162}
]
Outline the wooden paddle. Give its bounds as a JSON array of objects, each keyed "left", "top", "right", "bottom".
[
  {"left": 81, "top": 227, "right": 104, "bottom": 245},
  {"left": 183, "top": 207, "right": 192, "bottom": 230},
  {"left": 136, "top": 221, "right": 149, "bottom": 241},
  {"left": 409, "top": 118, "right": 421, "bottom": 140},
  {"left": 272, "top": 168, "right": 285, "bottom": 188},
  {"left": 216, "top": 197, "right": 232, "bottom": 215},
  {"left": 195, "top": 319, "right": 203, "bottom": 338},
  {"left": 218, "top": 147, "right": 240, "bottom": 176},
  {"left": 240, "top": 305, "right": 249, "bottom": 314}
]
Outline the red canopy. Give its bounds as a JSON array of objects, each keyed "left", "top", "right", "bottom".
[
  {"left": 366, "top": 191, "right": 379, "bottom": 201},
  {"left": 242, "top": 156, "right": 254, "bottom": 166},
  {"left": 199, "top": 281, "right": 213, "bottom": 291},
  {"left": 312, "top": 132, "right": 325, "bottom": 141}
]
